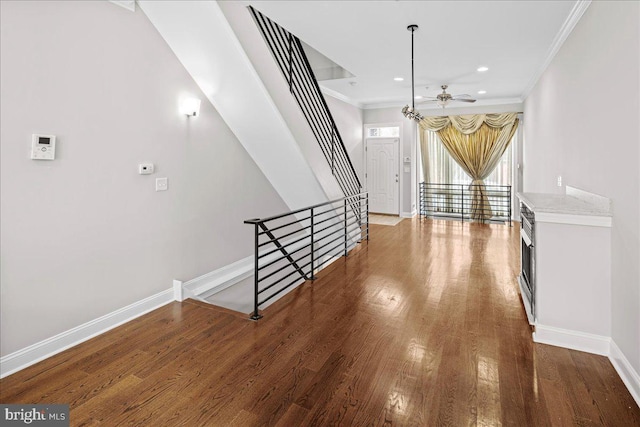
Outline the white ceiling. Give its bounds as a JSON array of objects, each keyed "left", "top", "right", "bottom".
[{"left": 245, "top": 1, "right": 586, "bottom": 109}]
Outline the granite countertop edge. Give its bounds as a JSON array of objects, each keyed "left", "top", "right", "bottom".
[{"left": 516, "top": 192, "right": 612, "bottom": 217}]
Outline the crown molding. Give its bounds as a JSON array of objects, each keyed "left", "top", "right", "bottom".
[
  {"left": 362, "top": 97, "right": 523, "bottom": 112},
  {"left": 521, "top": 0, "right": 591, "bottom": 99},
  {"left": 320, "top": 86, "right": 364, "bottom": 109}
]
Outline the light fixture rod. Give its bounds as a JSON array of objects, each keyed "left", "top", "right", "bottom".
[{"left": 408, "top": 24, "right": 418, "bottom": 110}]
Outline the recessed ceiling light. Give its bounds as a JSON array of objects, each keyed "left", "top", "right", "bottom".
[
  {"left": 477, "top": 66, "right": 489, "bottom": 72},
  {"left": 394, "top": 77, "right": 404, "bottom": 81},
  {"left": 478, "top": 90, "right": 487, "bottom": 94},
  {"left": 414, "top": 95, "right": 423, "bottom": 99}
]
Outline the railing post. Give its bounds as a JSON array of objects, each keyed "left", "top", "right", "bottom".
[
  {"left": 461, "top": 185, "right": 464, "bottom": 223},
  {"left": 250, "top": 223, "right": 262, "bottom": 320},
  {"left": 366, "top": 193, "right": 369, "bottom": 241},
  {"left": 310, "top": 208, "right": 316, "bottom": 280},
  {"left": 508, "top": 186, "right": 513, "bottom": 227},
  {"left": 331, "top": 127, "right": 335, "bottom": 176},
  {"left": 344, "top": 199, "right": 348, "bottom": 257}
]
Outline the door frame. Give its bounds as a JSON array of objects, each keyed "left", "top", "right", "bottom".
[{"left": 363, "top": 122, "right": 403, "bottom": 216}]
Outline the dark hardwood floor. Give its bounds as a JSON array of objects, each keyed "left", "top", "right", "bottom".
[{"left": 1, "top": 218, "right": 639, "bottom": 426}]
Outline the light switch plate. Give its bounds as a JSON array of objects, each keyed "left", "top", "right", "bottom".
[{"left": 156, "top": 177, "right": 168, "bottom": 191}]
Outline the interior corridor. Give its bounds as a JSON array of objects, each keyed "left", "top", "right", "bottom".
[{"left": 1, "top": 218, "right": 638, "bottom": 426}]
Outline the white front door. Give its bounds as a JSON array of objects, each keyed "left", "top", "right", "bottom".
[{"left": 366, "top": 138, "right": 399, "bottom": 215}]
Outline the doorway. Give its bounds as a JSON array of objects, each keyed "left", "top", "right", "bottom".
[{"left": 366, "top": 137, "right": 399, "bottom": 215}]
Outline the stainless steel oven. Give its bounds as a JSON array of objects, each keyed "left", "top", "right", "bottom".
[{"left": 519, "top": 203, "right": 535, "bottom": 324}]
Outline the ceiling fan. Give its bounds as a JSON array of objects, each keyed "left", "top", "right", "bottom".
[{"left": 419, "top": 85, "right": 476, "bottom": 108}]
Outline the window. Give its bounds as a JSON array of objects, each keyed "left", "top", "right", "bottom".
[
  {"left": 367, "top": 126, "right": 399, "bottom": 138},
  {"left": 419, "top": 130, "right": 516, "bottom": 220},
  {"left": 421, "top": 131, "right": 513, "bottom": 187}
]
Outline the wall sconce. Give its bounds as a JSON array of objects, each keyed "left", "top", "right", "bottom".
[{"left": 180, "top": 98, "right": 201, "bottom": 117}]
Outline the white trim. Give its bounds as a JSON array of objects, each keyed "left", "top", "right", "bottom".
[
  {"left": 109, "top": 0, "right": 136, "bottom": 12},
  {"left": 402, "top": 210, "right": 417, "bottom": 218},
  {"left": 533, "top": 324, "right": 610, "bottom": 356},
  {"left": 535, "top": 211, "right": 612, "bottom": 227},
  {"left": 173, "top": 279, "right": 184, "bottom": 302},
  {"left": 521, "top": 0, "right": 591, "bottom": 99},
  {"left": 0, "top": 288, "right": 174, "bottom": 378},
  {"left": 182, "top": 235, "right": 334, "bottom": 300},
  {"left": 609, "top": 340, "right": 640, "bottom": 407},
  {"left": 320, "top": 86, "right": 364, "bottom": 109},
  {"left": 362, "top": 97, "right": 523, "bottom": 111},
  {"left": 183, "top": 255, "right": 255, "bottom": 300}
]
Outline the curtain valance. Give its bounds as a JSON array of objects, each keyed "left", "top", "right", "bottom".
[{"left": 418, "top": 112, "right": 518, "bottom": 135}]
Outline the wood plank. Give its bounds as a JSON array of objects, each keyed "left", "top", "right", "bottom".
[{"left": 1, "top": 218, "right": 638, "bottom": 426}]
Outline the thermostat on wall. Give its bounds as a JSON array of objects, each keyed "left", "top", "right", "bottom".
[{"left": 31, "top": 134, "right": 56, "bottom": 160}]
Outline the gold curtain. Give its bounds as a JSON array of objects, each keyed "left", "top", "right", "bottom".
[{"left": 418, "top": 113, "right": 519, "bottom": 220}]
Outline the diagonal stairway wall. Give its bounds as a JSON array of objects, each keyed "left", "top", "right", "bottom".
[{"left": 138, "top": 0, "right": 344, "bottom": 211}]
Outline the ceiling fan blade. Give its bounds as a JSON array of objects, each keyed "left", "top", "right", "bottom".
[
  {"left": 416, "top": 99, "right": 439, "bottom": 104},
  {"left": 454, "top": 94, "right": 472, "bottom": 98},
  {"left": 453, "top": 98, "right": 477, "bottom": 103}
]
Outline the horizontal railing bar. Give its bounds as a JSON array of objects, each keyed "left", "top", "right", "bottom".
[
  {"left": 258, "top": 257, "right": 313, "bottom": 288},
  {"left": 313, "top": 223, "right": 361, "bottom": 251},
  {"left": 258, "top": 264, "right": 311, "bottom": 304},
  {"left": 257, "top": 243, "right": 311, "bottom": 273},
  {"left": 314, "top": 216, "right": 363, "bottom": 241},
  {"left": 314, "top": 240, "right": 359, "bottom": 267},
  {"left": 245, "top": 193, "right": 367, "bottom": 225},
  {"left": 260, "top": 242, "right": 311, "bottom": 269},
  {"left": 258, "top": 235, "right": 312, "bottom": 262},
  {"left": 257, "top": 215, "right": 311, "bottom": 236},
  {"left": 258, "top": 275, "right": 304, "bottom": 306},
  {"left": 258, "top": 225, "right": 312, "bottom": 248}
]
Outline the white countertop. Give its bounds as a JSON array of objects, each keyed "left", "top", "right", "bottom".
[{"left": 517, "top": 188, "right": 612, "bottom": 227}]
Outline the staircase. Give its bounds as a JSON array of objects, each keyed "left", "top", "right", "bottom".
[
  {"left": 249, "top": 6, "right": 362, "bottom": 199},
  {"left": 139, "top": 1, "right": 364, "bottom": 312}
]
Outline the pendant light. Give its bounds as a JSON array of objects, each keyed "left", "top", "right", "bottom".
[{"left": 401, "top": 24, "right": 423, "bottom": 122}]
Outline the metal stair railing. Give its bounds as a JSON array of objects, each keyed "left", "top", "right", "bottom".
[
  {"left": 249, "top": 6, "right": 361, "bottom": 199},
  {"left": 244, "top": 192, "right": 369, "bottom": 320},
  {"left": 419, "top": 182, "right": 512, "bottom": 226}
]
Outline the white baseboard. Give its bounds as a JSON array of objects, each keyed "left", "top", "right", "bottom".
[
  {"left": 533, "top": 324, "right": 610, "bottom": 356},
  {"left": 0, "top": 288, "right": 174, "bottom": 379},
  {"left": 609, "top": 340, "right": 640, "bottom": 407},
  {"left": 402, "top": 210, "right": 417, "bottom": 218},
  {"left": 182, "top": 256, "right": 255, "bottom": 300},
  {"left": 182, "top": 233, "right": 357, "bottom": 301}
]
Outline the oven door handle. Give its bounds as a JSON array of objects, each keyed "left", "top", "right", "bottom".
[{"left": 520, "top": 228, "right": 533, "bottom": 247}]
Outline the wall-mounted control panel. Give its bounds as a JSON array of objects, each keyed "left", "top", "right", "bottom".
[
  {"left": 31, "top": 134, "right": 56, "bottom": 160},
  {"left": 138, "top": 163, "right": 155, "bottom": 175}
]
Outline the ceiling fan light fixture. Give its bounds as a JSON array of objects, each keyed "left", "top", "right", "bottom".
[{"left": 437, "top": 99, "right": 450, "bottom": 108}]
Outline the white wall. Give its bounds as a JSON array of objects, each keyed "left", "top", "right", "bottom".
[
  {"left": 524, "top": 1, "right": 640, "bottom": 374},
  {"left": 325, "top": 95, "right": 364, "bottom": 185},
  {"left": 218, "top": 1, "right": 345, "bottom": 202},
  {"left": 363, "top": 107, "right": 416, "bottom": 216},
  {"left": 0, "top": 1, "right": 289, "bottom": 356}
]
